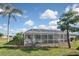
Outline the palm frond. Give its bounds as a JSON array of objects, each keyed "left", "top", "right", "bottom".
[
  {"left": 11, "top": 15, "right": 17, "bottom": 21},
  {"left": 12, "top": 8, "right": 23, "bottom": 16}
]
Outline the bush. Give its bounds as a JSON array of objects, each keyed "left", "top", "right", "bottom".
[{"left": 6, "top": 33, "right": 24, "bottom": 45}]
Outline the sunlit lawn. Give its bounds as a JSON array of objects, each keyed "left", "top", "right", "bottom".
[{"left": 0, "top": 38, "right": 79, "bottom": 56}]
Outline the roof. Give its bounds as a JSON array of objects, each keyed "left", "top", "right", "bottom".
[
  {"left": 25, "top": 29, "right": 66, "bottom": 34},
  {"left": 27, "top": 29, "right": 60, "bottom": 32}
]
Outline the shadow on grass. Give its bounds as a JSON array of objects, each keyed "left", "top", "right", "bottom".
[
  {"left": 3, "top": 40, "right": 54, "bottom": 53},
  {"left": 20, "top": 47, "right": 49, "bottom": 53},
  {"left": 3, "top": 40, "right": 63, "bottom": 53},
  {"left": 4, "top": 40, "right": 21, "bottom": 45},
  {"left": 0, "top": 45, "right": 50, "bottom": 53},
  {"left": 0, "top": 46, "right": 18, "bottom": 50}
]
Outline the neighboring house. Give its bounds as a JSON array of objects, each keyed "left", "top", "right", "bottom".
[
  {"left": 2, "top": 35, "right": 7, "bottom": 38},
  {"left": 24, "top": 29, "right": 75, "bottom": 46},
  {"left": 2, "top": 35, "right": 13, "bottom": 40}
]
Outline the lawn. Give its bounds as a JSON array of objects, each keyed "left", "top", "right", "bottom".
[{"left": 0, "top": 38, "right": 79, "bottom": 56}]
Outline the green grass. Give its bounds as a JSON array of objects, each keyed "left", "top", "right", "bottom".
[{"left": 0, "top": 38, "right": 79, "bottom": 56}]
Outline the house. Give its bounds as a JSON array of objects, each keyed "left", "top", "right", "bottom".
[
  {"left": 2, "top": 35, "right": 13, "bottom": 40},
  {"left": 24, "top": 29, "right": 75, "bottom": 46},
  {"left": 2, "top": 35, "right": 7, "bottom": 38}
]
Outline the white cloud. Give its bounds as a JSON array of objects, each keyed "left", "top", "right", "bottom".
[
  {"left": 4, "top": 27, "right": 7, "bottom": 31},
  {"left": 0, "top": 8, "right": 3, "bottom": 12},
  {"left": 33, "top": 26, "right": 38, "bottom": 29},
  {"left": 15, "top": 28, "right": 27, "bottom": 33},
  {"left": 10, "top": 29, "right": 15, "bottom": 32},
  {"left": 3, "top": 24, "right": 7, "bottom": 27},
  {"left": 0, "top": 26, "right": 3, "bottom": 29},
  {"left": 72, "top": 4, "right": 78, "bottom": 9},
  {"left": 48, "top": 25, "right": 58, "bottom": 30},
  {"left": 0, "top": 24, "right": 7, "bottom": 30},
  {"left": 40, "top": 9, "right": 58, "bottom": 20},
  {"left": 3, "top": 24, "right": 7, "bottom": 31},
  {"left": 39, "top": 9, "right": 59, "bottom": 30},
  {"left": 39, "top": 25, "right": 48, "bottom": 29},
  {"left": 49, "top": 20, "right": 59, "bottom": 26},
  {"left": 65, "top": 6, "right": 70, "bottom": 13},
  {"left": 21, "top": 28, "right": 27, "bottom": 32},
  {"left": 49, "top": 19, "right": 59, "bottom": 30},
  {"left": 38, "top": 19, "right": 60, "bottom": 30},
  {"left": 73, "top": 8, "right": 79, "bottom": 15},
  {"left": 16, "top": 13, "right": 22, "bottom": 17},
  {"left": 65, "top": 4, "right": 79, "bottom": 13},
  {"left": 24, "top": 20, "right": 34, "bottom": 26},
  {"left": 38, "top": 24, "right": 59, "bottom": 30},
  {"left": 71, "top": 4, "right": 79, "bottom": 13}
]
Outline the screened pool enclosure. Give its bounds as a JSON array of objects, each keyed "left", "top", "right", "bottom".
[{"left": 24, "top": 29, "right": 71, "bottom": 46}]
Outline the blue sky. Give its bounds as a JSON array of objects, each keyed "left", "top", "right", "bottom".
[{"left": 0, "top": 3, "right": 79, "bottom": 36}]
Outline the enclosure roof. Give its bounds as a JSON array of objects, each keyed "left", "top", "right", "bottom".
[
  {"left": 27, "top": 29, "right": 60, "bottom": 32},
  {"left": 25, "top": 29, "right": 66, "bottom": 34}
]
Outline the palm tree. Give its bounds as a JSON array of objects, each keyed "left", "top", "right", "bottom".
[
  {"left": 0, "top": 4, "right": 23, "bottom": 42},
  {"left": 58, "top": 9, "right": 79, "bottom": 48}
]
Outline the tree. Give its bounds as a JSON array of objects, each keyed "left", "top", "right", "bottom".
[
  {"left": 58, "top": 9, "right": 79, "bottom": 48},
  {"left": 6, "top": 32, "right": 24, "bottom": 47},
  {"left": 13, "top": 33, "right": 24, "bottom": 45},
  {"left": 0, "top": 4, "right": 23, "bottom": 42}
]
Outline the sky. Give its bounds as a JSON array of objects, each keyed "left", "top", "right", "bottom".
[{"left": 0, "top": 3, "right": 79, "bottom": 36}]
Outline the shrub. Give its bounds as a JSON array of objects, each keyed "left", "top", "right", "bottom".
[{"left": 6, "top": 33, "right": 24, "bottom": 45}]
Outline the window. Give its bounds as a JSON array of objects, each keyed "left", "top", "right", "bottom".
[
  {"left": 53, "top": 34, "right": 59, "bottom": 39},
  {"left": 48, "top": 35, "right": 53, "bottom": 39},
  {"left": 42, "top": 35, "right": 47, "bottom": 43},
  {"left": 35, "top": 35, "right": 40, "bottom": 39},
  {"left": 28, "top": 35, "right": 32, "bottom": 39},
  {"left": 42, "top": 35, "right": 47, "bottom": 39},
  {"left": 60, "top": 34, "right": 63, "bottom": 39}
]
